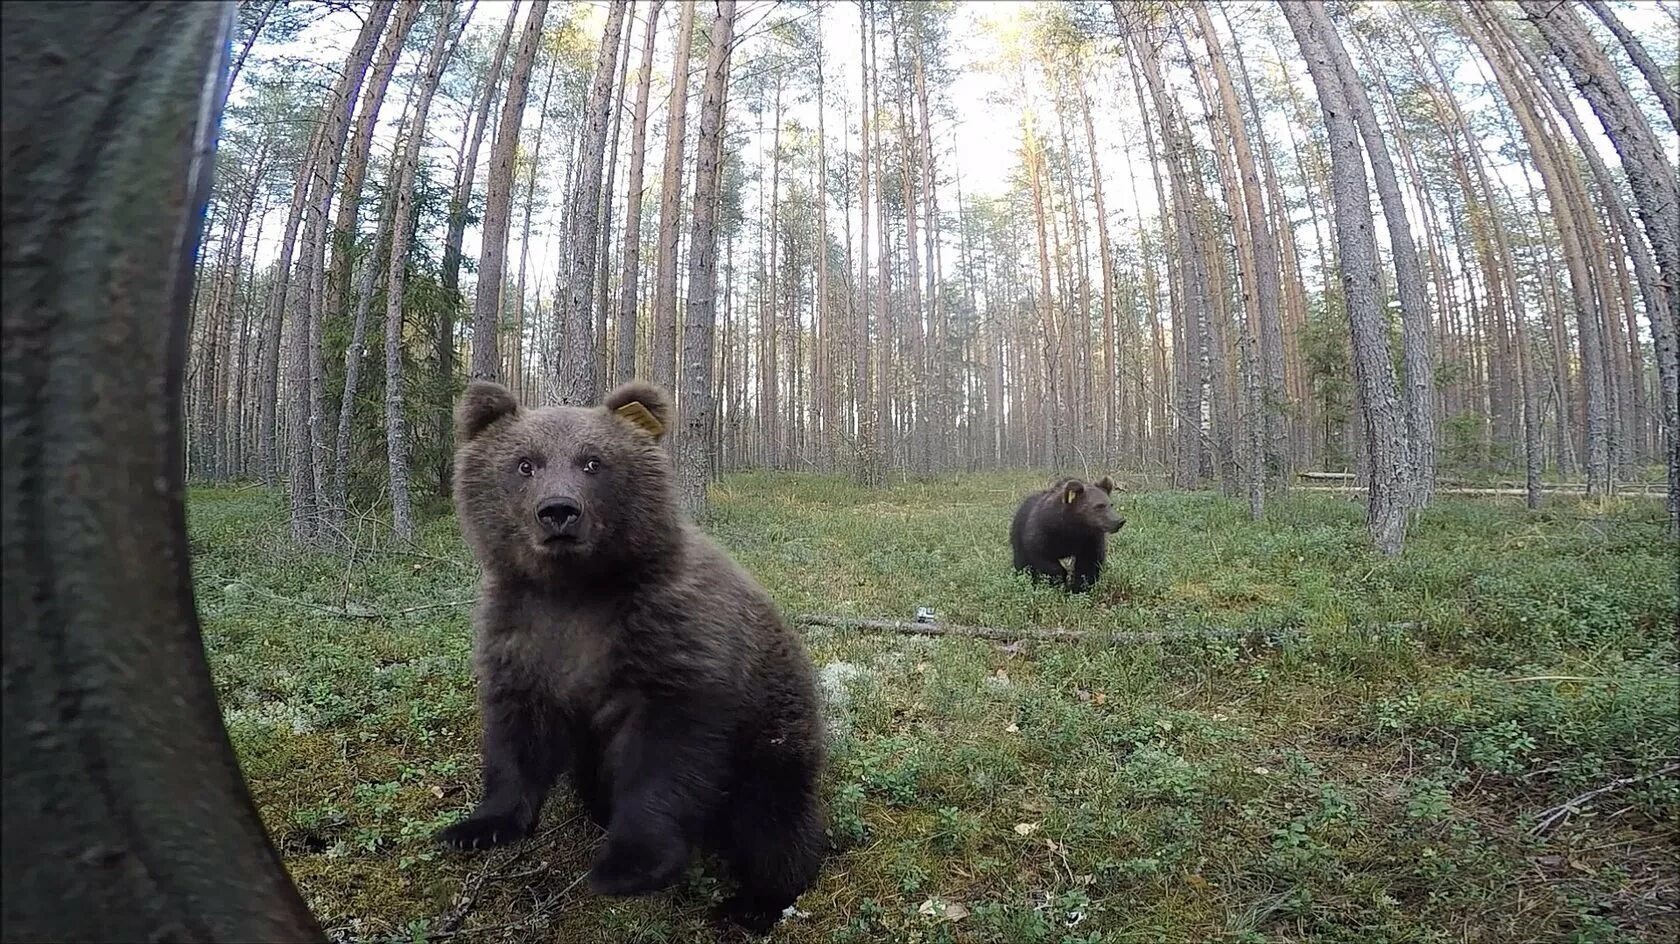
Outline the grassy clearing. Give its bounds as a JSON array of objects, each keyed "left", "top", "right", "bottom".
[{"left": 189, "top": 473, "right": 1678, "bottom": 943}]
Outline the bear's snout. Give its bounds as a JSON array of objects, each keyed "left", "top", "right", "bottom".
[
  {"left": 536, "top": 496, "right": 584, "bottom": 540},
  {"left": 1109, "top": 518, "right": 1126, "bottom": 534}
]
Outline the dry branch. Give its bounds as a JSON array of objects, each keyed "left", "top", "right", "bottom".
[
  {"left": 1529, "top": 764, "right": 1680, "bottom": 835},
  {"left": 794, "top": 614, "right": 1337, "bottom": 646}
]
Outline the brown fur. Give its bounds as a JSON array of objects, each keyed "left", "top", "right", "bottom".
[
  {"left": 1008, "top": 476, "right": 1125, "bottom": 592},
  {"left": 437, "top": 380, "right": 827, "bottom": 932}
]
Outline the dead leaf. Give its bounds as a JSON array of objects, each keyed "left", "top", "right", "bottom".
[
  {"left": 1005, "top": 722, "right": 1020, "bottom": 733},
  {"left": 1014, "top": 822, "right": 1040, "bottom": 836},
  {"left": 915, "top": 661, "right": 929, "bottom": 674},
  {"left": 431, "top": 785, "right": 448, "bottom": 799},
  {"left": 1536, "top": 855, "right": 1565, "bottom": 869},
  {"left": 1252, "top": 766, "right": 1271, "bottom": 776},
  {"left": 1186, "top": 873, "right": 1209, "bottom": 891},
  {"left": 917, "top": 899, "right": 970, "bottom": 922},
  {"left": 1076, "top": 689, "right": 1092, "bottom": 703},
  {"left": 994, "top": 668, "right": 1009, "bottom": 681},
  {"left": 1020, "top": 797, "right": 1049, "bottom": 814},
  {"left": 1092, "top": 692, "right": 1107, "bottom": 706}
]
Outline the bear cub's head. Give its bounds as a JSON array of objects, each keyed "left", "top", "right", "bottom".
[
  {"left": 453, "top": 380, "right": 676, "bottom": 579},
  {"left": 1055, "top": 476, "right": 1125, "bottom": 534}
]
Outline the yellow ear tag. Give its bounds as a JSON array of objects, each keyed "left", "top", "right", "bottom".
[
  {"left": 615, "top": 401, "right": 664, "bottom": 436},
  {"left": 1064, "top": 488, "right": 1077, "bottom": 504}
]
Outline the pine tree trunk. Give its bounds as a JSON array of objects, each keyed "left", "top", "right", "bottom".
[
  {"left": 1282, "top": 0, "right": 1410, "bottom": 555},
  {"left": 512, "top": 48, "right": 561, "bottom": 407},
  {"left": 814, "top": 4, "right": 832, "bottom": 469},
  {"left": 765, "top": 76, "right": 785, "bottom": 468},
  {"left": 1471, "top": 4, "right": 1612, "bottom": 498},
  {"left": 596, "top": 16, "right": 634, "bottom": 393},
  {"left": 324, "top": 0, "right": 417, "bottom": 330},
  {"left": 386, "top": 2, "right": 465, "bottom": 540},
  {"left": 435, "top": 0, "right": 517, "bottom": 492},
  {"left": 1515, "top": 0, "right": 1678, "bottom": 524},
  {"left": 676, "top": 0, "right": 737, "bottom": 518},
  {"left": 441, "top": 0, "right": 518, "bottom": 302},
  {"left": 1301, "top": 1, "right": 1433, "bottom": 505},
  {"left": 284, "top": 3, "right": 391, "bottom": 541},
  {"left": 1582, "top": 0, "right": 1680, "bottom": 132},
  {"left": 470, "top": 0, "right": 549, "bottom": 383},
  {"left": 257, "top": 121, "right": 320, "bottom": 487},
  {"left": 650, "top": 1, "right": 696, "bottom": 393},
  {"left": 332, "top": 127, "right": 403, "bottom": 520},
  {"left": 855, "top": 1, "right": 883, "bottom": 487},
  {"left": 555, "top": 1, "right": 626, "bottom": 405},
  {"left": 615, "top": 0, "right": 664, "bottom": 383}
]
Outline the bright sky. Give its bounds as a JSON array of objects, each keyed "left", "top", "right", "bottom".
[{"left": 234, "top": 0, "right": 1677, "bottom": 322}]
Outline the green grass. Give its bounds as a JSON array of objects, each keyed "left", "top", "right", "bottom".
[{"left": 189, "top": 473, "right": 1679, "bottom": 943}]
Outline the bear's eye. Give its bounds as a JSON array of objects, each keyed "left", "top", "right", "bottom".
[
  {"left": 581, "top": 456, "right": 602, "bottom": 475},
  {"left": 517, "top": 459, "right": 534, "bottom": 477}
]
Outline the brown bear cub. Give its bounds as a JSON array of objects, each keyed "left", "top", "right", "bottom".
[
  {"left": 1009, "top": 476, "right": 1126, "bottom": 592},
  {"left": 436, "top": 379, "right": 826, "bottom": 932}
]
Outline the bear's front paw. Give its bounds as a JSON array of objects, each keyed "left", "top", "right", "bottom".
[
  {"left": 586, "top": 834, "right": 688, "bottom": 896},
  {"left": 435, "top": 814, "right": 528, "bottom": 851}
]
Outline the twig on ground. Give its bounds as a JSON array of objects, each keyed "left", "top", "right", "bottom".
[
  {"left": 237, "top": 583, "right": 477, "bottom": 620},
  {"left": 430, "top": 816, "right": 585, "bottom": 938},
  {"left": 794, "top": 614, "right": 1339, "bottom": 646},
  {"left": 1530, "top": 764, "right": 1680, "bottom": 835}
]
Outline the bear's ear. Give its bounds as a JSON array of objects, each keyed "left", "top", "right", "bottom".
[
  {"left": 1096, "top": 476, "right": 1116, "bottom": 494},
  {"left": 604, "top": 381, "right": 672, "bottom": 438},
  {"left": 1062, "top": 480, "right": 1085, "bottom": 505},
  {"left": 456, "top": 381, "right": 519, "bottom": 442}
]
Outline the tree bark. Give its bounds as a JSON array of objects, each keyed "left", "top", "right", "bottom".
[
  {"left": 306, "top": 0, "right": 397, "bottom": 536},
  {"left": 1208, "top": 5, "right": 1294, "bottom": 487},
  {"left": 331, "top": 129, "right": 403, "bottom": 521},
  {"left": 1582, "top": 0, "right": 1680, "bottom": 133},
  {"left": 1519, "top": 0, "right": 1679, "bottom": 524},
  {"left": 1282, "top": 1, "right": 1411, "bottom": 555},
  {"left": 323, "top": 0, "right": 417, "bottom": 343},
  {"left": 651, "top": 0, "right": 696, "bottom": 393},
  {"left": 1470, "top": 3, "right": 1612, "bottom": 498},
  {"left": 1127, "top": 20, "right": 1209, "bottom": 488},
  {"left": 441, "top": 0, "right": 519, "bottom": 303},
  {"left": 556, "top": 1, "right": 627, "bottom": 405},
  {"left": 1302, "top": 0, "right": 1433, "bottom": 504},
  {"left": 511, "top": 45, "right": 561, "bottom": 406},
  {"left": 595, "top": 14, "right": 635, "bottom": 393},
  {"left": 469, "top": 0, "right": 549, "bottom": 383},
  {"left": 284, "top": 2, "right": 391, "bottom": 541},
  {"left": 854, "top": 0, "right": 883, "bottom": 486},
  {"left": 2, "top": 2, "right": 322, "bottom": 938},
  {"left": 436, "top": 0, "right": 517, "bottom": 493},
  {"left": 615, "top": 0, "right": 663, "bottom": 383},
  {"left": 386, "top": 2, "right": 465, "bottom": 540},
  {"left": 676, "top": 0, "right": 737, "bottom": 518}
]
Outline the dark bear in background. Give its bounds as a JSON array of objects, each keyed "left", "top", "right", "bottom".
[
  {"left": 1009, "top": 476, "right": 1126, "bottom": 592},
  {"left": 436, "top": 379, "right": 827, "bottom": 932}
]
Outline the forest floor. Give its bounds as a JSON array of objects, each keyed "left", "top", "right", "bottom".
[{"left": 190, "top": 473, "right": 1678, "bottom": 944}]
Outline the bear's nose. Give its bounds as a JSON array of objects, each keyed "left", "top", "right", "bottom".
[{"left": 536, "top": 497, "right": 583, "bottom": 537}]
